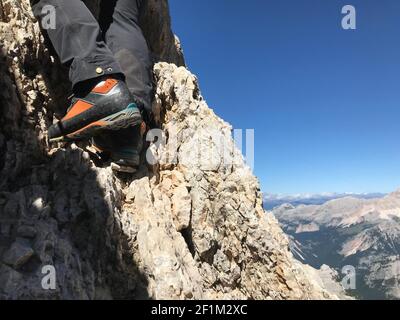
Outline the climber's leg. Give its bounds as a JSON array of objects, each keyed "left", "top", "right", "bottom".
[
  {"left": 31, "top": 0, "right": 143, "bottom": 143},
  {"left": 85, "top": 0, "right": 153, "bottom": 172},
  {"left": 99, "top": 0, "right": 153, "bottom": 113},
  {"left": 32, "top": 0, "right": 122, "bottom": 88}
]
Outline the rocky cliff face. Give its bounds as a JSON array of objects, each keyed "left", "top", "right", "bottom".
[{"left": 0, "top": 0, "right": 340, "bottom": 299}]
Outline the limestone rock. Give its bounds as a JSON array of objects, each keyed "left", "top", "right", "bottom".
[
  {"left": 3, "top": 240, "right": 34, "bottom": 269},
  {"left": 0, "top": 0, "right": 343, "bottom": 299}
]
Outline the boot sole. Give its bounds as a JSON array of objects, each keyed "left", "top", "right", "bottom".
[
  {"left": 49, "top": 104, "right": 142, "bottom": 143},
  {"left": 110, "top": 162, "right": 138, "bottom": 174}
]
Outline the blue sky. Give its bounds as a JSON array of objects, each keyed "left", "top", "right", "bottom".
[{"left": 169, "top": 0, "right": 400, "bottom": 194}]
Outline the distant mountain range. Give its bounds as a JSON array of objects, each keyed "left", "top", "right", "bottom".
[
  {"left": 272, "top": 190, "right": 400, "bottom": 300},
  {"left": 263, "top": 192, "right": 386, "bottom": 210}
]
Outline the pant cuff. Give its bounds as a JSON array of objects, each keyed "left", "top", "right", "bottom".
[{"left": 69, "top": 55, "right": 124, "bottom": 89}]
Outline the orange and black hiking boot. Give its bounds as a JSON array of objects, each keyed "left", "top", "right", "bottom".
[{"left": 48, "top": 78, "right": 143, "bottom": 142}]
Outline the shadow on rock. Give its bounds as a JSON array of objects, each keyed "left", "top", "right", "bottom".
[{"left": 0, "top": 38, "right": 151, "bottom": 300}]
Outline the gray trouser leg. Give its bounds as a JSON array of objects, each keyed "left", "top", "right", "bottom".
[
  {"left": 100, "top": 0, "right": 153, "bottom": 112},
  {"left": 32, "top": 0, "right": 123, "bottom": 89},
  {"left": 32, "top": 0, "right": 153, "bottom": 112}
]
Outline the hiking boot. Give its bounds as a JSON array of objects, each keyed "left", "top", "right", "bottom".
[
  {"left": 48, "top": 78, "right": 143, "bottom": 142},
  {"left": 87, "top": 122, "right": 147, "bottom": 173}
]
